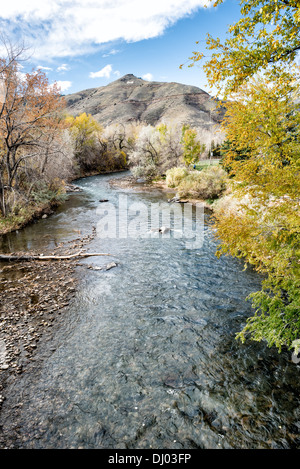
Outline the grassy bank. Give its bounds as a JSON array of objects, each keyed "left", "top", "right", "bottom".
[
  {"left": 0, "top": 168, "right": 129, "bottom": 236},
  {"left": 194, "top": 158, "right": 220, "bottom": 171},
  {"left": 0, "top": 199, "right": 63, "bottom": 235}
]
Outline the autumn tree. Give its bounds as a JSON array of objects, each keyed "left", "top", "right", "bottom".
[
  {"left": 66, "top": 114, "right": 128, "bottom": 174},
  {"left": 185, "top": 0, "right": 300, "bottom": 352},
  {"left": 181, "top": 124, "right": 206, "bottom": 166},
  {"left": 221, "top": 69, "right": 300, "bottom": 174},
  {"left": 129, "top": 123, "right": 183, "bottom": 179},
  {"left": 210, "top": 68, "right": 300, "bottom": 351},
  {"left": 219, "top": 138, "right": 251, "bottom": 174},
  {"left": 103, "top": 123, "right": 136, "bottom": 154},
  {"left": 186, "top": 0, "right": 300, "bottom": 97},
  {"left": 66, "top": 112, "right": 103, "bottom": 156},
  {"left": 0, "top": 51, "right": 67, "bottom": 216},
  {"left": 102, "top": 122, "right": 141, "bottom": 169}
]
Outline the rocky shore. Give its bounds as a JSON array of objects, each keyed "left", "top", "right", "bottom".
[{"left": 0, "top": 228, "right": 98, "bottom": 436}]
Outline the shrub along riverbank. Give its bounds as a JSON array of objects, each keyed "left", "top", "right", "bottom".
[
  {"left": 161, "top": 156, "right": 300, "bottom": 354},
  {"left": 165, "top": 164, "right": 227, "bottom": 202}
]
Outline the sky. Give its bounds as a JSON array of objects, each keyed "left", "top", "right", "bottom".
[{"left": 0, "top": 0, "right": 242, "bottom": 96}]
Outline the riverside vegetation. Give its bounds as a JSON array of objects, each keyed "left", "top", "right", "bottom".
[
  {"left": 184, "top": 0, "right": 300, "bottom": 354},
  {"left": 0, "top": 0, "right": 300, "bottom": 357},
  {"left": 0, "top": 46, "right": 128, "bottom": 235}
]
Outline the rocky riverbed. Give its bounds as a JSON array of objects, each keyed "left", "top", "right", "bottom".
[
  {"left": 108, "top": 175, "right": 214, "bottom": 212},
  {"left": 0, "top": 228, "right": 99, "bottom": 431}
]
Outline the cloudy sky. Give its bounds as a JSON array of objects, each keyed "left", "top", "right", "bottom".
[{"left": 0, "top": 0, "right": 240, "bottom": 95}]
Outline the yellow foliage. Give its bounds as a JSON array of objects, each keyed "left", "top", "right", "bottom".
[
  {"left": 187, "top": 0, "right": 300, "bottom": 97},
  {"left": 65, "top": 112, "right": 103, "bottom": 153},
  {"left": 213, "top": 70, "right": 300, "bottom": 351}
]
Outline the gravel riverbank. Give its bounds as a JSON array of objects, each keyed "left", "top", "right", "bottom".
[{"left": 0, "top": 229, "right": 98, "bottom": 445}]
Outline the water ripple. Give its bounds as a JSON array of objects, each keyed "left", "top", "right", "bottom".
[{"left": 1, "top": 172, "right": 300, "bottom": 449}]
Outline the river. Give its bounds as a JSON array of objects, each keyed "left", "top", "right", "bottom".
[{"left": 0, "top": 171, "right": 299, "bottom": 449}]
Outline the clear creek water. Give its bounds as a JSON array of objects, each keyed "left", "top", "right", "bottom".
[{"left": 0, "top": 172, "right": 300, "bottom": 449}]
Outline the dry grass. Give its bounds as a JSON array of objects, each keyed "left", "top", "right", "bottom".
[{"left": 166, "top": 165, "right": 228, "bottom": 200}]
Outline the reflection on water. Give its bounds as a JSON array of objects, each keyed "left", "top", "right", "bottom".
[{"left": 1, "top": 172, "right": 300, "bottom": 449}]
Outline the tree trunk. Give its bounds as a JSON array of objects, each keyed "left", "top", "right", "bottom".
[{"left": 0, "top": 183, "right": 7, "bottom": 217}]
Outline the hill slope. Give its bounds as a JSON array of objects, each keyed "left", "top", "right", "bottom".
[{"left": 65, "top": 74, "right": 225, "bottom": 142}]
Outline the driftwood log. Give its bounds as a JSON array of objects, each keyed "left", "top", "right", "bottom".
[{"left": 0, "top": 251, "right": 111, "bottom": 262}]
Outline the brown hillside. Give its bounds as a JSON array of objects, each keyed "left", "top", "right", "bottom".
[{"left": 65, "top": 74, "right": 225, "bottom": 145}]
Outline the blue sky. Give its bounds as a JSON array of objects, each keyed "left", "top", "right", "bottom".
[{"left": 0, "top": 0, "right": 242, "bottom": 96}]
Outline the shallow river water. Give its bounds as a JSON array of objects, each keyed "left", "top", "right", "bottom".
[{"left": 1, "top": 172, "right": 300, "bottom": 449}]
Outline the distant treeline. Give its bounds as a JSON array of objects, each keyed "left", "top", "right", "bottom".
[{"left": 0, "top": 35, "right": 222, "bottom": 227}]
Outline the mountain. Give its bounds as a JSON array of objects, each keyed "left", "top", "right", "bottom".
[{"left": 65, "top": 74, "right": 226, "bottom": 141}]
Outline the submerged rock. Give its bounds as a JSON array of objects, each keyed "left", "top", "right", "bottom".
[
  {"left": 88, "top": 262, "right": 118, "bottom": 271},
  {"left": 65, "top": 184, "right": 82, "bottom": 193},
  {"left": 150, "top": 226, "right": 170, "bottom": 234}
]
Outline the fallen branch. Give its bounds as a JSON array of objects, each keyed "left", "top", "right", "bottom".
[{"left": 0, "top": 251, "right": 111, "bottom": 262}]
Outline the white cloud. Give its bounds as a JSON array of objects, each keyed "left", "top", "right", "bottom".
[
  {"left": 57, "top": 64, "right": 70, "bottom": 72},
  {"left": 37, "top": 65, "right": 53, "bottom": 71},
  {"left": 0, "top": 0, "right": 210, "bottom": 59},
  {"left": 89, "top": 64, "right": 113, "bottom": 79},
  {"left": 55, "top": 80, "right": 72, "bottom": 92},
  {"left": 102, "top": 49, "right": 120, "bottom": 58},
  {"left": 142, "top": 73, "right": 153, "bottom": 81}
]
